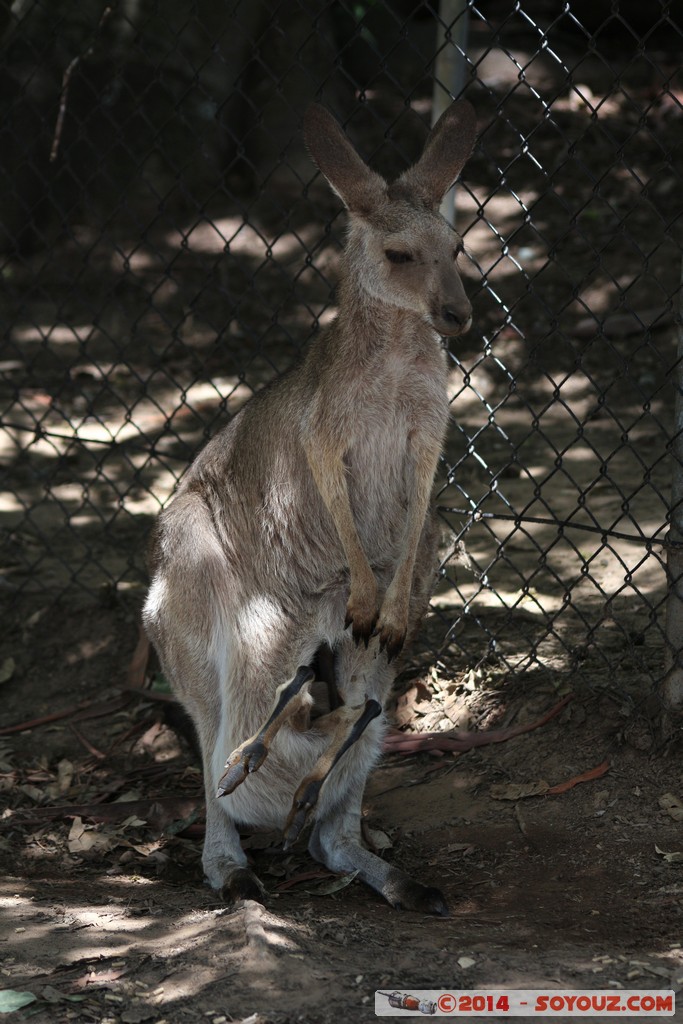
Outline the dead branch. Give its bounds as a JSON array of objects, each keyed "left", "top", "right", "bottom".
[{"left": 50, "top": 5, "right": 113, "bottom": 163}]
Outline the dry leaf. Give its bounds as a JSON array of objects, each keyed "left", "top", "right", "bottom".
[
  {"left": 364, "top": 826, "right": 393, "bottom": 851},
  {"left": 442, "top": 691, "right": 470, "bottom": 728},
  {"left": 655, "top": 844, "right": 683, "bottom": 864},
  {"left": 658, "top": 793, "right": 683, "bottom": 822},
  {"left": 0, "top": 657, "right": 15, "bottom": 684},
  {"left": 119, "top": 815, "right": 148, "bottom": 829},
  {"left": 18, "top": 783, "right": 44, "bottom": 803},
  {"left": 490, "top": 780, "right": 549, "bottom": 801},
  {"left": 304, "top": 869, "right": 360, "bottom": 896},
  {"left": 57, "top": 759, "right": 74, "bottom": 794},
  {"left": 67, "top": 817, "right": 112, "bottom": 855},
  {"left": 392, "top": 683, "right": 432, "bottom": 726}
]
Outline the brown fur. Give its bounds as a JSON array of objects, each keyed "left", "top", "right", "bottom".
[{"left": 143, "top": 99, "right": 477, "bottom": 913}]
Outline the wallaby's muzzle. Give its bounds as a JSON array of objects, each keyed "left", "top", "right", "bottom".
[{"left": 433, "top": 301, "right": 473, "bottom": 337}]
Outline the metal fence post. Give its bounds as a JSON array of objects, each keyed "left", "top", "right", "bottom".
[
  {"left": 663, "top": 255, "right": 683, "bottom": 731},
  {"left": 432, "top": 0, "right": 469, "bottom": 226}
]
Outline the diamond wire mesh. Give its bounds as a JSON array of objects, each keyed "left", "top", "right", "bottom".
[{"left": 0, "top": 1, "right": 681, "bottom": 707}]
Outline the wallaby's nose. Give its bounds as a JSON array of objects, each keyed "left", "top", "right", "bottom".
[
  {"left": 441, "top": 304, "right": 472, "bottom": 333},
  {"left": 442, "top": 306, "right": 464, "bottom": 326}
]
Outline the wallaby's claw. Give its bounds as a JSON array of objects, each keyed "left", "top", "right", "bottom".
[
  {"left": 216, "top": 738, "right": 268, "bottom": 797},
  {"left": 376, "top": 625, "right": 406, "bottom": 663},
  {"left": 344, "top": 603, "right": 379, "bottom": 648}
]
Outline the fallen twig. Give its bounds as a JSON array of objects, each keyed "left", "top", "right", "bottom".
[
  {"left": 10, "top": 796, "right": 201, "bottom": 830},
  {"left": 382, "top": 695, "right": 572, "bottom": 755},
  {"left": 546, "top": 759, "right": 610, "bottom": 794},
  {"left": 127, "top": 623, "right": 151, "bottom": 689},
  {"left": 69, "top": 722, "right": 106, "bottom": 760},
  {"left": 0, "top": 694, "right": 131, "bottom": 736},
  {"left": 275, "top": 870, "right": 336, "bottom": 891}
]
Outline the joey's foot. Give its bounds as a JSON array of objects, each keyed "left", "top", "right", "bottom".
[
  {"left": 216, "top": 737, "right": 268, "bottom": 797},
  {"left": 282, "top": 778, "right": 322, "bottom": 850},
  {"left": 383, "top": 870, "right": 449, "bottom": 916},
  {"left": 344, "top": 595, "right": 379, "bottom": 649},
  {"left": 218, "top": 866, "right": 266, "bottom": 905}
]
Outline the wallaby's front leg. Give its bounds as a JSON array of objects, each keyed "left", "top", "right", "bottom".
[
  {"left": 375, "top": 440, "right": 441, "bottom": 661},
  {"left": 304, "top": 443, "right": 379, "bottom": 646}
]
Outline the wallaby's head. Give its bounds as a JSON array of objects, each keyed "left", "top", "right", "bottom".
[{"left": 304, "top": 100, "right": 477, "bottom": 337}]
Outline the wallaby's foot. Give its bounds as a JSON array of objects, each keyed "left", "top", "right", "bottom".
[
  {"left": 382, "top": 869, "right": 449, "bottom": 917},
  {"left": 216, "top": 737, "right": 268, "bottom": 797},
  {"left": 218, "top": 866, "right": 266, "bottom": 905}
]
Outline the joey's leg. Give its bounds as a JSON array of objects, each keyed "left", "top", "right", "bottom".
[
  {"left": 216, "top": 665, "right": 314, "bottom": 797},
  {"left": 303, "top": 442, "right": 378, "bottom": 646},
  {"left": 313, "top": 642, "right": 342, "bottom": 712},
  {"left": 309, "top": 777, "right": 448, "bottom": 916},
  {"left": 375, "top": 441, "right": 441, "bottom": 661},
  {"left": 282, "top": 698, "right": 381, "bottom": 848}
]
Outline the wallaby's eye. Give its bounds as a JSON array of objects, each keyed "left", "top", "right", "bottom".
[
  {"left": 385, "top": 249, "right": 413, "bottom": 265},
  {"left": 453, "top": 242, "right": 464, "bottom": 259}
]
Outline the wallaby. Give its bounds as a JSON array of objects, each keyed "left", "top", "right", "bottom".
[{"left": 143, "top": 98, "right": 477, "bottom": 915}]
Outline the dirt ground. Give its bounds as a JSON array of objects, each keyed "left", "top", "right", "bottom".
[{"left": 1, "top": 591, "right": 682, "bottom": 1024}]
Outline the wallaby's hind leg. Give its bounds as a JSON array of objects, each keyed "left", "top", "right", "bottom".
[
  {"left": 310, "top": 775, "right": 448, "bottom": 916},
  {"left": 202, "top": 769, "right": 266, "bottom": 902},
  {"left": 173, "top": 676, "right": 267, "bottom": 903},
  {"left": 298, "top": 637, "right": 448, "bottom": 915},
  {"left": 216, "top": 665, "right": 315, "bottom": 797}
]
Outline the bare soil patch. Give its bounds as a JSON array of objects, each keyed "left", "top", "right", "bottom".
[{"left": 1, "top": 592, "right": 682, "bottom": 1024}]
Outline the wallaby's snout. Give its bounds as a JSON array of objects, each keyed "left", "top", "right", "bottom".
[
  {"left": 432, "top": 262, "right": 473, "bottom": 337},
  {"left": 441, "top": 304, "right": 471, "bottom": 332},
  {"left": 438, "top": 305, "right": 472, "bottom": 336}
]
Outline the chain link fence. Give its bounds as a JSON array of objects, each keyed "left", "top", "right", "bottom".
[{"left": 1, "top": 0, "right": 682, "bottom": 725}]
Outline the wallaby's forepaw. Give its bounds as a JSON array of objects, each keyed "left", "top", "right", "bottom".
[
  {"left": 373, "top": 605, "right": 408, "bottom": 662},
  {"left": 345, "top": 597, "right": 379, "bottom": 648},
  {"left": 218, "top": 866, "right": 266, "bottom": 905},
  {"left": 216, "top": 737, "right": 268, "bottom": 797},
  {"left": 375, "top": 623, "right": 406, "bottom": 662}
]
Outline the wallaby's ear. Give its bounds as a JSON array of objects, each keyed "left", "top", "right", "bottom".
[
  {"left": 303, "top": 104, "right": 386, "bottom": 216},
  {"left": 393, "top": 99, "right": 477, "bottom": 209}
]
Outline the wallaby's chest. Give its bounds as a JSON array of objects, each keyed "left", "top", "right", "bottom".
[{"left": 352, "top": 339, "right": 449, "bottom": 443}]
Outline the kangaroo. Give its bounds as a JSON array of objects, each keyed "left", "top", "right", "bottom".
[{"left": 143, "top": 98, "right": 477, "bottom": 915}]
